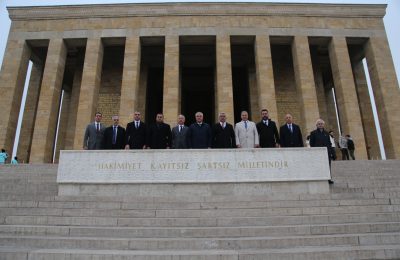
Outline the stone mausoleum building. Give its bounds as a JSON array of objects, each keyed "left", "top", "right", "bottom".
[{"left": 0, "top": 2, "right": 399, "bottom": 163}]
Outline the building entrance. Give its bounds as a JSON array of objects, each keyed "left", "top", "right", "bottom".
[{"left": 180, "top": 38, "right": 216, "bottom": 125}]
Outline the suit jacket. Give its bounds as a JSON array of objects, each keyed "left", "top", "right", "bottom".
[
  {"left": 235, "top": 121, "right": 259, "bottom": 148},
  {"left": 188, "top": 123, "right": 212, "bottom": 149},
  {"left": 171, "top": 125, "right": 189, "bottom": 149},
  {"left": 212, "top": 122, "right": 236, "bottom": 148},
  {"left": 256, "top": 119, "right": 280, "bottom": 148},
  {"left": 147, "top": 123, "right": 172, "bottom": 149},
  {"left": 102, "top": 125, "right": 126, "bottom": 149},
  {"left": 83, "top": 122, "right": 106, "bottom": 150},
  {"left": 125, "top": 121, "right": 147, "bottom": 149},
  {"left": 310, "top": 128, "right": 333, "bottom": 158},
  {"left": 279, "top": 123, "right": 304, "bottom": 148}
]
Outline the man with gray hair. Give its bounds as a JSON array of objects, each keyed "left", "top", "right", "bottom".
[
  {"left": 171, "top": 114, "right": 189, "bottom": 149},
  {"left": 102, "top": 115, "right": 126, "bottom": 149},
  {"left": 309, "top": 118, "right": 334, "bottom": 184},
  {"left": 188, "top": 112, "right": 212, "bottom": 149},
  {"left": 235, "top": 111, "right": 259, "bottom": 148}
]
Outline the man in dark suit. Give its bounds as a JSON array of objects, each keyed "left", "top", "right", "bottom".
[
  {"left": 125, "top": 111, "right": 147, "bottom": 149},
  {"left": 212, "top": 112, "right": 236, "bottom": 148},
  {"left": 279, "top": 113, "right": 304, "bottom": 147},
  {"left": 102, "top": 115, "right": 126, "bottom": 149},
  {"left": 83, "top": 112, "right": 106, "bottom": 150},
  {"left": 188, "top": 112, "right": 212, "bottom": 149},
  {"left": 171, "top": 114, "right": 189, "bottom": 149},
  {"left": 256, "top": 109, "right": 280, "bottom": 148},
  {"left": 146, "top": 113, "right": 172, "bottom": 149}
]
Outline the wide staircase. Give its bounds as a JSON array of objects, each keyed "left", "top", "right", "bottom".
[{"left": 0, "top": 160, "right": 400, "bottom": 259}]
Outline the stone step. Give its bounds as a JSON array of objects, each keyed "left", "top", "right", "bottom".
[
  {"left": 1, "top": 204, "right": 398, "bottom": 219},
  {"left": 0, "top": 190, "right": 380, "bottom": 203},
  {"left": 1, "top": 222, "right": 400, "bottom": 238},
  {"left": 0, "top": 198, "right": 393, "bottom": 211},
  {"left": 1, "top": 244, "right": 400, "bottom": 260},
  {"left": 1, "top": 232, "right": 400, "bottom": 250},
  {"left": 331, "top": 181, "right": 400, "bottom": 189},
  {"left": 5, "top": 212, "right": 400, "bottom": 227}
]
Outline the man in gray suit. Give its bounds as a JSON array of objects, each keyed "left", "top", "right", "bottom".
[
  {"left": 171, "top": 114, "right": 189, "bottom": 149},
  {"left": 83, "top": 112, "right": 106, "bottom": 150},
  {"left": 235, "top": 111, "right": 259, "bottom": 148}
]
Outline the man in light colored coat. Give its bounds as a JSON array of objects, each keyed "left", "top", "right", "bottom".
[
  {"left": 83, "top": 112, "right": 106, "bottom": 150},
  {"left": 235, "top": 111, "right": 259, "bottom": 148}
]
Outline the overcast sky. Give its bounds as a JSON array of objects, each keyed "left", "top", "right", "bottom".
[{"left": 0, "top": 0, "right": 398, "bottom": 80}]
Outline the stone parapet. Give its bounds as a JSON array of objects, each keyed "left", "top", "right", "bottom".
[{"left": 8, "top": 3, "right": 386, "bottom": 21}]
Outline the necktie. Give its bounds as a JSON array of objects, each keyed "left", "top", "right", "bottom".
[
  {"left": 112, "top": 126, "right": 117, "bottom": 144},
  {"left": 96, "top": 123, "right": 100, "bottom": 132},
  {"left": 289, "top": 124, "right": 293, "bottom": 133},
  {"left": 179, "top": 125, "right": 182, "bottom": 132},
  {"left": 244, "top": 121, "right": 248, "bottom": 129},
  {"left": 135, "top": 122, "right": 139, "bottom": 129}
]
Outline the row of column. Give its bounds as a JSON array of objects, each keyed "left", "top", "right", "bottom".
[{"left": 0, "top": 34, "right": 399, "bottom": 162}]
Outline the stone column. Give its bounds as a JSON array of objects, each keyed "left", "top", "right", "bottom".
[
  {"left": 119, "top": 36, "right": 141, "bottom": 126},
  {"left": 162, "top": 36, "right": 180, "bottom": 126},
  {"left": 73, "top": 38, "right": 104, "bottom": 149},
  {"left": 137, "top": 65, "right": 148, "bottom": 121},
  {"left": 310, "top": 48, "right": 329, "bottom": 129},
  {"left": 352, "top": 59, "right": 380, "bottom": 159},
  {"left": 0, "top": 39, "right": 31, "bottom": 155},
  {"left": 291, "top": 36, "right": 320, "bottom": 136},
  {"left": 64, "top": 64, "right": 83, "bottom": 150},
  {"left": 30, "top": 39, "right": 67, "bottom": 163},
  {"left": 248, "top": 68, "right": 258, "bottom": 118},
  {"left": 216, "top": 34, "right": 235, "bottom": 123},
  {"left": 328, "top": 36, "right": 367, "bottom": 159},
  {"left": 17, "top": 61, "right": 44, "bottom": 163},
  {"left": 364, "top": 36, "right": 400, "bottom": 159},
  {"left": 254, "top": 35, "right": 278, "bottom": 124}
]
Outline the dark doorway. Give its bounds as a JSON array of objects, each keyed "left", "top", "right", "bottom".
[
  {"left": 140, "top": 40, "right": 165, "bottom": 124},
  {"left": 232, "top": 67, "right": 250, "bottom": 123},
  {"left": 231, "top": 39, "right": 254, "bottom": 123},
  {"left": 180, "top": 37, "right": 216, "bottom": 125},
  {"left": 145, "top": 68, "right": 164, "bottom": 123},
  {"left": 181, "top": 67, "right": 215, "bottom": 125}
]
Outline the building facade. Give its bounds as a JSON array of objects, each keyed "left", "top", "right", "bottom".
[{"left": 0, "top": 3, "right": 399, "bottom": 163}]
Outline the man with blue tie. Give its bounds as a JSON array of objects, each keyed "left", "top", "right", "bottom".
[
  {"left": 102, "top": 115, "right": 126, "bottom": 149},
  {"left": 279, "top": 113, "right": 304, "bottom": 147},
  {"left": 235, "top": 111, "right": 259, "bottom": 148}
]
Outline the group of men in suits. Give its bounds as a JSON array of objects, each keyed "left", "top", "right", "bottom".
[
  {"left": 83, "top": 109, "right": 305, "bottom": 151},
  {"left": 234, "top": 109, "right": 304, "bottom": 149}
]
